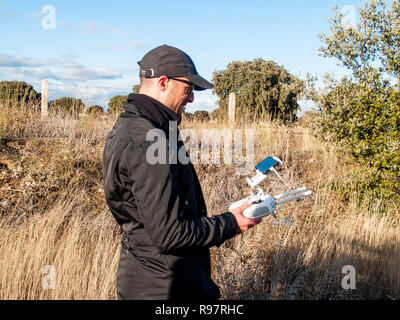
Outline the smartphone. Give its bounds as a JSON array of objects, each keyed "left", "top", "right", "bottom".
[{"left": 255, "top": 156, "right": 280, "bottom": 174}]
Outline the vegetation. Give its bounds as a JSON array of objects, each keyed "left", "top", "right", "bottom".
[
  {"left": 0, "top": 102, "right": 398, "bottom": 299},
  {"left": 0, "top": 1, "right": 399, "bottom": 299},
  {"left": 107, "top": 85, "right": 139, "bottom": 114},
  {"left": 49, "top": 97, "right": 85, "bottom": 116},
  {"left": 193, "top": 110, "right": 210, "bottom": 122},
  {"left": 182, "top": 111, "right": 194, "bottom": 121},
  {"left": 107, "top": 95, "right": 127, "bottom": 115},
  {"left": 306, "top": 0, "right": 400, "bottom": 198},
  {"left": 212, "top": 59, "right": 305, "bottom": 123},
  {"left": 86, "top": 105, "right": 105, "bottom": 115},
  {"left": 132, "top": 84, "right": 140, "bottom": 94},
  {"left": 0, "top": 81, "right": 41, "bottom": 108}
]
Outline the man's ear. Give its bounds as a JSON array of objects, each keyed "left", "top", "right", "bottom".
[{"left": 158, "top": 76, "right": 169, "bottom": 91}]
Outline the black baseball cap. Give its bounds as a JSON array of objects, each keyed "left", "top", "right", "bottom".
[{"left": 138, "top": 45, "right": 213, "bottom": 91}]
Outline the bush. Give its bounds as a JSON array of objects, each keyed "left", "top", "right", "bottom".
[
  {"left": 297, "top": 110, "right": 320, "bottom": 132},
  {"left": 209, "top": 107, "right": 226, "bottom": 122},
  {"left": 132, "top": 85, "right": 140, "bottom": 94},
  {"left": 86, "top": 105, "right": 104, "bottom": 115},
  {"left": 312, "top": 0, "right": 400, "bottom": 198},
  {"left": 182, "top": 112, "right": 194, "bottom": 121},
  {"left": 193, "top": 110, "right": 210, "bottom": 122},
  {"left": 49, "top": 97, "right": 85, "bottom": 117},
  {"left": 312, "top": 76, "right": 400, "bottom": 197},
  {"left": 108, "top": 95, "right": 127, "bottom": 115},
  {"left": 0, "top": 81, "right": 41, "bottom": 109},
  {"left": 212, "top": 59, "right": 304, "bottom": 123}
]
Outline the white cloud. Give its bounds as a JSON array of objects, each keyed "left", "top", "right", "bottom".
[
  {"left": 74, "top": 20, "right": 131, "bottom": 38},
  {"left": 0, "top": 52, "right": 122, "bottom": 81},
  {"left": 185, "top": 91, "right": 218, "bottom": 113},
  {"left": 0, "top": 52, "right": 136, "bottom": 108},
  {"left": 297, "top": 99, "right": 316, "bottom": 116},
  {"left": 47, "top": 79, "right": 133, "bottom": 107},
  {"left": 0, "top": 51, "right": 219, "bottom": 111},
  {"left": 0, "top": 53, "right": 41, "bottom": 67},
  {"left": 63, "top": 21, "right": 145, "bottom": 53},
  {"left": 103, "top": 40, "right": 146, "bottom": 52},
  {"left": 57, "top": 66, "right": 121, "bottom": 81}
]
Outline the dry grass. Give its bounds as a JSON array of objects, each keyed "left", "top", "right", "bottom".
[{"left": 0, "top": 103, "right": 399, "bottom": 299}]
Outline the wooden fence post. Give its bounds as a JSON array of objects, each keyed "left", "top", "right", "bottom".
[
  {"left": 41, "top": 79, "right": 48, "bottom": 118},
  {"left": 228, "top": 92, "right": 235, "bottom": 124}
]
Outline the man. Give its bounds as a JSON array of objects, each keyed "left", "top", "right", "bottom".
[{"left": 103, "top": 45, "right": 261, "bottom": 300}]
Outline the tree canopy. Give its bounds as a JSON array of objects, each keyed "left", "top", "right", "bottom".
[
  {"left": 132, "top": 85, "right": 140, "bottom": 94},
  {"left": 193, "top": 110, "right": 210, "bottom": 122},
  {"left": 212, "top": 59, "right": 304, "bottom": 123},
  {"left": 49, "top": 97, "right": 85, "bottom": 116},
  {"left": 310, "top": 0, "right": 400, "bottom": 197},
  {"left": 107, "top": 95, "right": 127, "bottom": 115},
  {"left": 86, "top": 105, "right": 104, "bottom": 115},
  {"left": 319, "top": 0, "right": 400, "bottom": 84},
  {"left": 0, "top": 81, "right": 41, "bottom": 108}
]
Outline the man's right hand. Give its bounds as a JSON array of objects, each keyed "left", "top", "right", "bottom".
[{"left": 230, "top": 200, "right": 262, "bottom": 234}]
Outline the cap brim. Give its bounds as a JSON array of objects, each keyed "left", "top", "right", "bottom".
[{"left": 186, "top": 74, "right": 213, "bottom": 91}]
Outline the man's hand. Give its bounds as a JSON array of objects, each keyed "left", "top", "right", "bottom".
[{"left": 230, "top": 200, "right": 262, "bottom": 234}]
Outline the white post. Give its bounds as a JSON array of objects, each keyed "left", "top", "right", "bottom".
[
  {"left": 228, "top": 92, "right": 236, "bottom": 124},
  {"left": 41, "top": 79, "right": 48, "bottom": 118}
]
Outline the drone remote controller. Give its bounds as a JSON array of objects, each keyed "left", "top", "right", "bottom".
[{"left": 229, "top": 156, "right": 312, "bottom": 224}]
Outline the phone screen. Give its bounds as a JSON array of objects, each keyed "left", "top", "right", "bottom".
[{"left": 256, "top": 157, "right": 278, "bottom": 173}]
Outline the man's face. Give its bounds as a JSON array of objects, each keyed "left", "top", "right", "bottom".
[{"left": 164, "top": 76, "right": 194, "bottom": 115}]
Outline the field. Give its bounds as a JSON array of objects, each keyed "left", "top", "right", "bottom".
[{"left": 0, "top": 104, "right": 399, "bottom": 299}]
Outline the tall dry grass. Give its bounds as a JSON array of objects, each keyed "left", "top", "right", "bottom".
[{"left": 0, "top": 103, "right": 399, "bottom": 299}]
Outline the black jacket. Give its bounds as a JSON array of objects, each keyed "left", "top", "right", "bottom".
[{"left": 103, "top": 94, "right": 239, "bottom": 300}]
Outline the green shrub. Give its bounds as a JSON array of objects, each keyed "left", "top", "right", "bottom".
[
  {"left": 86, "top": 105, "right": 104, "bottom": 115},
  {"left": 107, "top": 95, "right": 127, "bottom": 115},
  {"left": 313, "top": 76, "right": 400, "bottom": 197},
  {"left": 182, "top": 112, "right": 194, "bottom": 121},
  {"left": 297, "top": 110, "right": 320, "bottom": 131},
  {"left": 313, "top": 0, "right": 400, "bottom": 198},
  {"left": 49, "top": 97, "right": 85, "bottom": 116},
  {"left": 132, "top": 85, "right": 140, "bottom": 94},
  {"left": 212, "top": 59, "right": 304, "bottom": 123},
  {"left": 193, "top": 110, "right": 210, "bottom": 122},
  {"left": 0, "top": 81, "right": 41, "bottom": 108}
]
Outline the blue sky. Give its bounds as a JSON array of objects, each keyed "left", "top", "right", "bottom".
[{"left": 0, "top": 0, "right": 366, "bottom": 113}]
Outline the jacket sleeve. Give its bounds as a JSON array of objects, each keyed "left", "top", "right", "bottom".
[{"left": 122, "top": 138, "right": 239, "bottom": 254}]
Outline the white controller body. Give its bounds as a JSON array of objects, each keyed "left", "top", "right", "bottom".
[
  {"left": 229, "top": 194, "right": 276, "bottom": 219},
  {"left": 229, "top": 187, "right": 312, "bottom": 219}
]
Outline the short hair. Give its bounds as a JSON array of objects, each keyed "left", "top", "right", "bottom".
[{"left": 139, "top": 77, "right": 155, "bottom": 90}]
